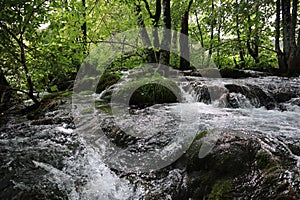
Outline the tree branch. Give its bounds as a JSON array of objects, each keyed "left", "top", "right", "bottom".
[
  {"left": 0, "top": 22, "right": 23, "bottom": 47},
  {"left": 141, "top": 0, "right": 154, "bottom": 18},
  {"left": 21, "top": 0, "right": 48, "bottom": 35}
]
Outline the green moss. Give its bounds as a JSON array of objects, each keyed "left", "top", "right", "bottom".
[
  {"left": 26, "top": 91, "right": 72, "bottom": 119},
  {"left": 41, "top": 91, "right": 72, "bottom": 102},
  {"left": 114, "top": 76, "right": 181, "bottom": 107},
  {"left": 193, "top": 130, "right": 208, "bottom": 143},
  {"left": 186, "top": 130, "right": 208, "bottom": 171},
  {"left": 96, "top": 72, "right": 121, "bottom": 94},
  {"left": 255, "top": 150, "right": 277, "bottom": 170},
  {"left": 275, "top": 182, "right": 290, "bottom": 193},
  {"left": 207, "top": 179, "right": 233, "bottom": 200},
  {"left": 78, "top": 90, "right": 94, "bottom": 95},
  {"left": 80, "top": 107, "right": 94, "bottom": 115},
  {"left": 129, "top": 83, "right": 178, "bottom": 107},
  {"left": 60, "top": 91, "right": 73, "bottom": 97}
]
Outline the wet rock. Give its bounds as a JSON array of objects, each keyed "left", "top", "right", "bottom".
[
  {"left": 31, "top": 117, "right": 73, "bottom": 126},
  {"left": 129, "top": 83, "right": 179, "bottom": 108},
  {"left": 113, "top": 78, "right": 181, "bottom": 108},
  {"left": 185, "top": 68, "right": 256, "bottom": 79},
  {"left": 101, "top": 120, "right": 138, "bottom": 148},
  {"left": 173, "top": 130, "right": 299, "bottom": 200},
  {"left": 0, "top": 156, "right": 68, "bottom": 200},
  {"left": 289, "top": 98, "right": 300, "bottom": 106},
  {"left": 225, "top": 84, "right": 276, "bottom": 109},
  {"left": 0, "top": 113, "right": 79, "bottom": 200},
  {"left": 192, "top": 84, "right": 211, "bottom": 104},
  {"left": 190, "top": 82, "right": 227, "bottom": 104},
  {"left": 144, "top": 169, "right": 184, "bottom": 200},
  {"left": 273, "top": 92, "right": 297, "bottom": 103},
  {"left": 220, "top": 67, "right": 254, "bottom": 78}
]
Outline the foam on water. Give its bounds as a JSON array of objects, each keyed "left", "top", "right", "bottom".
[{"left": 63, "top": 146, "right": 134, "bottom": 200}]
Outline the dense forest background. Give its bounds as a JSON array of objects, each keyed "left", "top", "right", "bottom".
[{"left": 1, "top": 0, "right": 300, "bottom": 108}]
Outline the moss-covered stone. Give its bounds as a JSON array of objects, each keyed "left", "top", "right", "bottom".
[
  {"left": 41, "top": 91, "right": 72, "bottom": 101},
  {"left": 182, "top": 131, "right": 263, "bottom": 199},
  {"left": 27, "top": 91, "right": 72, "bottom": 120},
  {"left": 78, "top": 90, "right": 94, "bottom": 95},
  {"left": 96, "top": 72, "right": 121, "bottom": 94},
  {"left": 220, "top": 67, "right": 253, "bottom": 78},
  {"left": 255, "top": 150, "right": 278, "bottom": 170},
  {"left": 186, "top": 130, "right": 208, "bottom": 172},
  {"left": 114, "top": 77, "right": 181, "bottom": 108},
  {"left": 129, "top": 83, "right": 178, "bottom": 107},
  {"left": 207, "top": 179, "right": 233, "bottom": 200},
  {"left": 79, "top": 107, "right": 94, "bottom": 115}
]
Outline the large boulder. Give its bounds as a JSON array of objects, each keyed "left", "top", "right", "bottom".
[
  {"left": 174, "top": 130, "right": 299, "bottom": 200},
  {"left": 113, "top": 77, "right": 181, "bottom": 108},
  {"left": 225, "top": 84, "right": 276, "bottom": 109}
]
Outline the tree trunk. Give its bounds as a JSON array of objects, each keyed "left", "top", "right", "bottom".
[
  {"left": 81, "top": 0, "right": 87, "bottom": 54},
  {"left": 20, "top": 35, "right": 40, "bottom": 106},
  {"left": 134, "top": 2, "right": 156, "bottom": 63},
  {"left": 216, "top": 16, "right": 222, "bottom": 68},
  {"left": 282, "top": 0, "right": 292, "bottom": 60},
  {"left": 275, "top": 0, "right": 287, "bottom": 73},
  {"left": 206, "top": 0, "right": 214, "bottom": 68},
  {"left": 246, "top": 3, "right": 259, "bottom": 65},
  {"left": 235, "top": 0, "right": 245, "bottom": 68},
  {"left": 287, "top": 0, "right": 300, "bottom": 74},
  {"left": 151, "top": 0, "right": 161, "bottom": 62},
  {"left": 0, "top": 68, "right": 11, "bottom": 105},
  {"left": 195, "top": 12, "right": 204, "bottom": 48},
  {"left": 276, "top": 0, "right": 300, "bottom": 75},
  {"left": 159, "top": 0, "right": 171, "bottom": 67},
  {"left": 180, "top": 0, "right": 193, "bottom": 70}
]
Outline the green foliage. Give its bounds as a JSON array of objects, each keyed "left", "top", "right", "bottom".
[
  {"left": 191, "top": 0, "right": 277, "bottom": 70},
  {"left": 0, "top": 0, "right": 287, "bottom": 106},
  {"left": 0, "top": 0, "right": 85, "bottom": 102},
  {"left": 109, "top": 54, "right": 145, "bottom": 71}
]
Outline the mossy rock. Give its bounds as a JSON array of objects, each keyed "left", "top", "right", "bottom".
[
  {"left": 27, "top": 91, "right": 72, "bottom": 120},
  {"left": 186, "top": 130, "right": 208, "bottom": 171},
  {"left": 41, "top": 91, "right": 72, "bottom": 102},
  {"left": 73, "top": 76, "right": 98, "bottom": 93},
  {"left": 114, "top": 77, "right": 181, "bottom": 108},
  {"left": 255, "top": 150, "right": 278, "bottom": 170},
  {"left": 96, "top": 72, "right": 121, "bottom": 94},
  {"left": 173, "top": 131, "right": 299, "bottom": 199},
  {"left": 78, "top": 90, "right": 94, "bottom": 95},
  {"left": 207, "top": 179, "right": 233, "bottom": 200},
  {"left": 220, "top": 67, "right": 252, "bottom": 78},
  {"left": 183, "top": 131, "right": 261, "bottom": 199},
  {"left": 129, "top": 83, "right": 179, "bottom": 107}
]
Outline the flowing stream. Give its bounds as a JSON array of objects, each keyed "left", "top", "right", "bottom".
[{"left": 0, "top": 75, "right": 300, "bottom": 199}]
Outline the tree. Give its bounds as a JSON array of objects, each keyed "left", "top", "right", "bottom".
[
  {"left": 180, "top": 0, "right": 193, "bottom": 70},
  {"left": 0, "top": 0, "right": 49, "bottom": 105},
  {"left": 275, "top": 0, "right": 300, "bottom": 75},
  {"left": 159, "top": 0, "right": 171, "bottom": 66},
  {"left": 0, "top": 0, "right": 87, "bottom": 107}
]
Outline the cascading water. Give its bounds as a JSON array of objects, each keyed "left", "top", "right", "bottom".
[{"left": 0, "top": 74, "right": 300, "bottom": 199}]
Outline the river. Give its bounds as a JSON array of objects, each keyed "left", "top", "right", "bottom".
[{"left": 0, "top": 74, "right": 299, "bottom": 199}]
